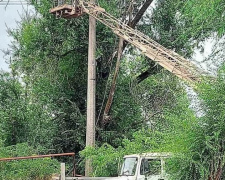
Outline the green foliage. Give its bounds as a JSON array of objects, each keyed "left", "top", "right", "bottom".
[
  {"left": 80, "top": 144, "right": 121, "bottom": 177},
  {"left": 8, "top": 0, "right": 166, "bottom": 156},
  {"left": 196, "top": 66, "right": 225, "bottom": 179},
  {"left": 0, "top": 72, "right": 57, "bottom": 150},
  {"left": 181, "top": 0, "right": 225, "bottom": 38},
  {"left": 0, "top": 72, "right": 25, "bottom": 145},
  {"left": 81, "top": 88, "right": 200, "bottom": 177},
  {"left": 162, "top": 67, "right": 225, "bottom": 179},
  {"left": 80, "top": 129, "right": 162, "bottom": 177},
  {"left": 81, "top": 68, "right": 225, "bottom": 179},
  {"left": 3, "top": 0, "right": 225, "bottom": 179},
  {"left": 0, "top": 143, "right": 59, "bottom": 180},
  {"left": 146, "top": 0, "right": 225, "bottom": 58}
]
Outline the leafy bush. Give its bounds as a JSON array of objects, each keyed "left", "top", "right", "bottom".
[{"left": 0, "top": 143, "right": 59, "bottom": 180}]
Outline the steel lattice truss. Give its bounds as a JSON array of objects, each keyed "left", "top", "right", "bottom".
[{"left": 50, "top": 0, "right": 204, "bottom": 83}]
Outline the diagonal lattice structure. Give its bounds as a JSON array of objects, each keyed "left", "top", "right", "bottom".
[{"left": 50, "top": 0, "right": 204, "bottom": 83}]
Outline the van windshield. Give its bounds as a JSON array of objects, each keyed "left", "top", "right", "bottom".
[{"left": 120, "top": 157, "right": 137, "bottom": 176}]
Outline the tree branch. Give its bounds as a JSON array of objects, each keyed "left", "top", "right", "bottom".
[
  {"left": 137, "top": 65, "right": 159, "bottom": 84},
  {"left": 130, "top": 0, "right": 154, "bottom": 28},
  {"left": 60, "top": 48, "right": 77, "bottom": 57}
]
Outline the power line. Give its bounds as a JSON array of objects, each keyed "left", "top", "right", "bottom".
[
  {"left": 0, "top": 0, "right": 31, "bottom": 5},
  {"left": 0, "top": 0, "right": 28, "bottom": 2},
  {"left": 0, "top": 1, "right": 29, "bottom": 2},
  {"left": 0, "top": 0, "right": 29, "bottom": 3},
  {"left": 0, "top": 2, "right": 30, "bottom": 3},
  {"left": 0, "top": 2, "right": 30, "bottom": 5},
  {"left": 0, "top": 4, "right": 30, "bottom": 5}
]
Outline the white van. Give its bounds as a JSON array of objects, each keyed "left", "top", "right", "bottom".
[{"left": 118, "top": 153, "right": 170, "bottom": 180}]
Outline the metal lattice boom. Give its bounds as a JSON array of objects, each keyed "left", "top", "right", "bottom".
[{"left": 50, "top": 0, "right": 203, "bottom": 83}]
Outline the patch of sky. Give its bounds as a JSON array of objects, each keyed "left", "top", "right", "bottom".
[{"left": 0, "top": 3, "right": 35, "bottom": 72}]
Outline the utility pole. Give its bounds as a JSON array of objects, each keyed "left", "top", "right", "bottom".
[{"left": 85, "top": 0, "right": 96, "bottom": 176}]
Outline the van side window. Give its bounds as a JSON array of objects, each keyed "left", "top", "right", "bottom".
[{"left": 140, "top": 159, "right": 161, "bottom": 176}]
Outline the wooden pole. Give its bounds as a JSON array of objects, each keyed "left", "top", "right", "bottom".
[
  {"left": 85, "top": 0, "right": 96, "bottom": 176},
  {"left": 103, "top": 38, "right": 124, "bottom": 124}
]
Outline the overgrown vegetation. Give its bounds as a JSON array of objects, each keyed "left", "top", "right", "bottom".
[
  {"left": 1, "top": 0, "right": 225, "bottom": 179},
  {"left": 0, "top": 143, "right": 59, "bottom": 180}
]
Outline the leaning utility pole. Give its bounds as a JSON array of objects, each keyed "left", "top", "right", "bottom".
[{"left": 85, "top": 0, "right": 96, "bottom": 176}]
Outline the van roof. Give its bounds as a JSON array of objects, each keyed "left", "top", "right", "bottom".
[{"left": 123, "top": 152, "right": 171, "bottom": 158}]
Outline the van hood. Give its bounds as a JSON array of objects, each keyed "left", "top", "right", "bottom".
[{"left": 104, "top": 176, "right": 136, "bottom": 180}]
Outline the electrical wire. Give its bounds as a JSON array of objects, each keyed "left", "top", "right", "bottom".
[
  {"left": 0, "top": 0, "right": 28, "bottom": 3},
  {"left": 0, "top": 3, "right": 31, "bottom": 6},
  {"left": 0, "top": 4, "right": 30, "bottom": 6},
  {"left": 0, "top": 0, "right": 30, "bottom": 5},
  {"left": 0, "top": 2, "right": 30, "bottom": 4},
  {"left": 0, "top": 3, "right": 30, "bottom": 5},
  {"left": 0, "top": 0, "right": 28, "bottom": 2}
]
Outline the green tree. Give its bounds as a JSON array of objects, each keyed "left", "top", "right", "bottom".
[{"left": 5, "top": 0, "right": 225, "bottom": 179}]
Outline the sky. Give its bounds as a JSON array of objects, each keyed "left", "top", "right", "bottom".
[{"left": 0, "top": 4, "right": 33, "bottom": 72}]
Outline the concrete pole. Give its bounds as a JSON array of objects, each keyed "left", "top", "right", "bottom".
[
  {"left": 60, "top": 163, "right": 65, "bottom": 180},
  {"left": 85, "top": 0, "right": 96, "bottom": 176}
]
